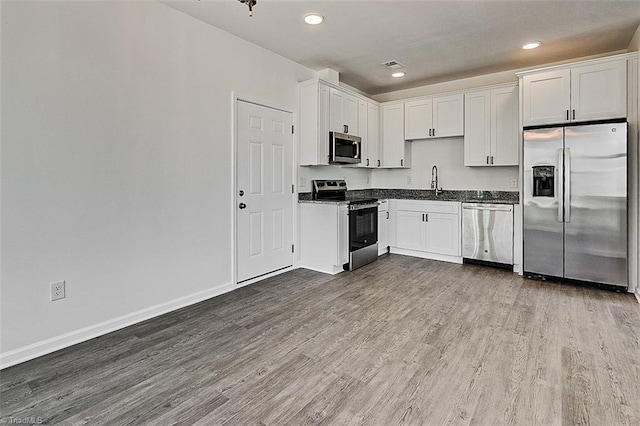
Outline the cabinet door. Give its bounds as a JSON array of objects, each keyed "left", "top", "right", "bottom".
[
  {"left": 329, "top": 88, "right": 345, "bottom": 133},
  {"left": 425, "top": 212, "right": 460, "bottom": 256},
  {"left": 571, "top": 59, "right": 626, "bottom": 122},
  {"left": 432, "top": 94, "right": 464, "bottom": 138},
  {"left": 358, "top": 100, "right": 370, "bottom": 167},
  {"left": 404, "top": 99, "right": 432, "bottom": 140},
  {"left": 367, "top": 102, "right": 380, "bottom": 168},
  {"left": 381, "top": 104, "right": 407, "bottom": 168},
  {"left": 464, "top": 90, "right": 491, "bottom": 166},
  {"left": 491, "top": 85, "right": 519, "bottom": 166},
  {"left": 522, "top": 69, "right": 570, "bottom": 126},
  {"left": 343, "top": 93, "right": 359, "bottom": 135},
  {"left": 298, "top": 81, "right": 330, "bottom": 165},
  {"left": 396, "top": 210, "right": 426, "bottom": 251}
]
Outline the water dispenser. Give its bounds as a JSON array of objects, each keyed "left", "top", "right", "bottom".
[{"left": 532, "top": 166, "right": 555, "bottom": 197}]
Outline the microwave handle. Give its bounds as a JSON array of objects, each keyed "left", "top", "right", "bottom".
[{"left": 354, "top": 140, "right": 360, "bottom": 159}]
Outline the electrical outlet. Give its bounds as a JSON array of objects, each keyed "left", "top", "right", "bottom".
[
  {"left": 50, "top": 281, "right": 66, "bottom": 301},
  {"left": 407, "top": 176, "right": 413, "bottom": 185},
  {"left": 299, "top": 177, "right": 306, "bottom": 188},
  {"left": 510, "top": 178, "right": 518, "bottom": 188}
]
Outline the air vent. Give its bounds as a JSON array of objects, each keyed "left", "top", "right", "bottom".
[{"left": 381, "top": 60, "right": 404, "bottom": 69}]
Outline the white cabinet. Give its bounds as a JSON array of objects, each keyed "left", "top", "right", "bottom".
[
  {"left": 299, "top": 80, "right": 331, "bottom": 165},
  {"left": 394, "top": 200, "right": 461, "bottom": 258},
  {"left": 381, "top": 103, "right": 411, "bottom": 168},
  {"left": 330, "top": 88, "right": 358, "bottom": 135},
  {"left": 357, "top": 99, "right": 380, "bottom": 168},
  {"left": 464, "top": 84, "right": 518, "bottom": 166},
  {"left": 522, "top": 58, "right": 627, "bottom": 126},
  {"left": 404, "top": 100, "right": 432, "bottom": 140},
  {"left": 377, "top": 200, "right": 389, "bottom": 255},
  {"left": 404, "top": 94, "right": 464, "bottom": 140},
  {"left": 299, "top": 203, "right": 348, "bottom": 274},
  {"left": 571, "top": 60, "right": 627, "bottom": 122}
]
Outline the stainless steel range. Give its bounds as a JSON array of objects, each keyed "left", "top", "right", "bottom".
[{"left": 312, "top": 180, "right": 378, "bottom": 271}]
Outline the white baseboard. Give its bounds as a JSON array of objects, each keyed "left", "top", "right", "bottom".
[
  {"left": 0, "top": 281, "right": 233, "bottom": 370},
  {"left": 390, "top": 247, "right": 463, "bottom": 264},
  {"left": 236, "top": 266, "right": 296, "bottom": 288}
]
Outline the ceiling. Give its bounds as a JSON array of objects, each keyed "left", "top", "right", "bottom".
[{"left": 163, "top": 0, "right": 640, "bottom": 95}]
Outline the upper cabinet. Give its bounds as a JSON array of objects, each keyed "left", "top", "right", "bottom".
[
  {"left": 404, "top": 94, "right": 464, "bottom": 140},
  {"left": 522, "top": 58, "right": 626, "bottom": 126},
  {"left": 299, "top": 80, "right": 331, "bottom": 166},
  {"left": 329, "top": 88, "right": 358, "bottom": 135},
  {"left": 381, "top": 103, "right": 411, "bottom": 168},
  {"left": 464, "top": 84, "right": 518, "bottom": 166},
  {"left": 357, "top": 99, "right": 381, "bottom": 168},
  {"left": 299, "top": 79, "right": 367, "bottom": 166}
]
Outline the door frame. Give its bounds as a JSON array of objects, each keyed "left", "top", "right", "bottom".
[{"left": 231, "top": 93, "right": 298, "bottom": 288}]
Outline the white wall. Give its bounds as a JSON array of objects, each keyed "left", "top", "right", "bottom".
[
  {"left": 0, "top": 1, "right": 315, "bottom": 366},
  {"left": 372, "top": 138, "right": 518, "bottom": 191},
  {"left": 298, "top": 166, "right": 372, "bottom": 192}
]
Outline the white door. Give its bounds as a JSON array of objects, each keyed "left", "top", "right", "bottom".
[
  {"left": 236, "top": 100, "right": 293, "bottom": 283},
  {"left": 571, "top": 60, "right": 627, "bottom": 122},
  {"left": 432, "top": 94, "right": 464, "bottom": 138},
  {"left": 426, "top": 213, "right": 460, "bottom": 256},
  {"left": 522, "top": 69, "right": 571, "bottom": 126},
  {"left": 381, "top": 104, "right": 406, "bottom": 168},
  {"left": 395, "top": 210, "right": 425, "bottom": 251},
  {"left": 404, "top": 99, "right": 432, "bottom": 140},
  {"left": 464, "top": 89, "right": 491, "bottom": 166}
]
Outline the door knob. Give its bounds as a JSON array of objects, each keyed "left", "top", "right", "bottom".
[
  {"left": 239, "top": 190, "right": 244, "bottom": 196},
  {"left": 239, "top": 203, "right": 246, "bottom": 209}
]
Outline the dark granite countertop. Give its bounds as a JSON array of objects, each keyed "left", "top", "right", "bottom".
[{"left": 299, "top": 189, "right": 519, "bottom": 204}]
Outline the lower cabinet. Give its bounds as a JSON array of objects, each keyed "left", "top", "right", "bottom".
[
  {"left": 299, "top": 203, "right": 348, "bottom": 274},
  {"left": 378, "top": 200, "right": 389, "bottom": 255},
  {"left": 393, "top": 200, "right": 461, "bottom": 261}
]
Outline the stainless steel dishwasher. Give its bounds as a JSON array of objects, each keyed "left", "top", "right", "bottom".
[{"left": 462, "top": 203, "right": 514, "bottom": 267}]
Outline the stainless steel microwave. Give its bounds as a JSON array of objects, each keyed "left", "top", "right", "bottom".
[{"left": 329, "top": 131, "right": 361, "bottom": 164}]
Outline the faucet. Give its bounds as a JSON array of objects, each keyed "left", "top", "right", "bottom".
[{"left": 431, "top": 165, "right": 442, "bottom": 195}]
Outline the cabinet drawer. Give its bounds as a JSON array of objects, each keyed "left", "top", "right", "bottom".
[{"left": 396, "top": 199, "right": 459, "bottom": 214}]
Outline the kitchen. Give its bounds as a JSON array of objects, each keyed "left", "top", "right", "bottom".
[{"left": 1, "top": 1, "right": 640, "bottom": 423}]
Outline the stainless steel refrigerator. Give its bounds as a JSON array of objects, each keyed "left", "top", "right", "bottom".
[{"left": 523, "top": 122, "right": 627, "bottom": 289}]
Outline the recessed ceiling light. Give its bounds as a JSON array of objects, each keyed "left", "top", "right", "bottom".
[
  {"left": 392, "top": 72, "right": 405, "bottom": 78},
  {"left": 304, "top": 13, "right": 324, "bottom": 25},
  {"left": 522, "top": 41, "right": 541, "bottom": 50}
]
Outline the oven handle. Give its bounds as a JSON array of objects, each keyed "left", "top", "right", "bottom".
[{"left": 349, "top": 203, "right": 379, "bottom": 211}]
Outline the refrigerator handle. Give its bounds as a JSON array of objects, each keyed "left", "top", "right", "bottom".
[
  {"left": 564, "top": 148, "right": 571, "bottom": 223},
  {"left": 557, "top": 148, "right": 564, "bottom": 223}
]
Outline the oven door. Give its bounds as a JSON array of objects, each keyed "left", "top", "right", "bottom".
[{"left": 349, "top": 205, "right": 378, "bottom": 252}]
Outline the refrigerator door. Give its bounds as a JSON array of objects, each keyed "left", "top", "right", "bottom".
[
  {"left": 564, "top": 123, "right": 627, "bottom": 287},
  {"left": 523, "top": 128, "right": 565, "bottom": 278}
]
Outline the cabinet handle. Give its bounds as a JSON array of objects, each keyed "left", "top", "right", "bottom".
[
  {"left": 343, "top": 124, "right": 348, "bottom": 133},
  {"left": 366, "top": 158, "right": 369, "bottom": 166},
  {"left": 491, "top": 156, "right": 494, "bottom": 165},
  {"left": 425, "top": 213, "right": 428, "bottom": 222},
  {"left": 486, "top": 155, "right": 490, "bottom": 165},
  {"left": 400, "top": 159, "right": 404, "bottom": 167},
  {"left": 422, "top": 214, "right": 425, "bottom": 221},
  {"left": 566, "top": 109, "right": 569, "bottom": 120},
  {"left": 572, "top": 109, "right": 575, "bottom": 120},
  {"left": 386, "top": 212, "right": 389, "bottom": 219},
  {"left": 377, "top": 160, "right": 380, "bottom": 167},
  {"left": 432, "top": 128, "right": 435, "bottom": 137}
]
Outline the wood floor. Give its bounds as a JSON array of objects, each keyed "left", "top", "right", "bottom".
[{"left": 2, "top": 254, "right": 640, "bottom": 425}]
